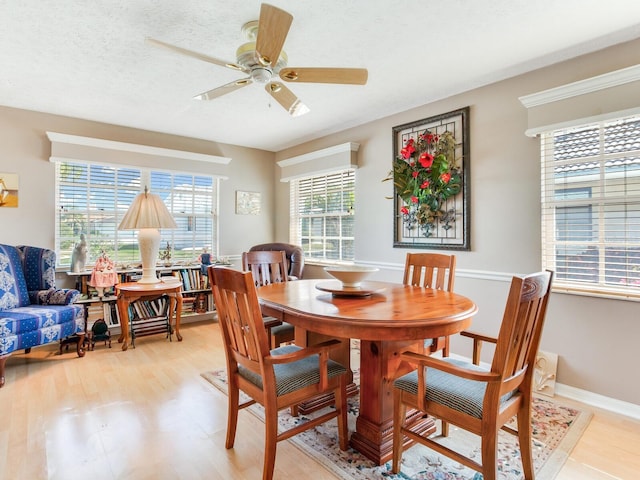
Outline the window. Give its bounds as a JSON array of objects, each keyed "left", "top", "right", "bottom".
[
  {"left": 541, "top": 114, "right": 640, "bottom": 298},
  {"left": 56, "top": 161, "right": 218, "bottom": 268},
  {"left": 290, "top": 169, "right": 355, "bottom": 261}
]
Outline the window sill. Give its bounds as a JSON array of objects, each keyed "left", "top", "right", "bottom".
[
  {"left": 552, "top": 284, "right": 640, "bottom": 302},
  {"left": 304, "top": 259, "right": 355, "bottom": 267}
]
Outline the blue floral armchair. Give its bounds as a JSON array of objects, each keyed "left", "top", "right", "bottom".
[{"left": 0, "top": 244, "right": 85, "bottom": 387}]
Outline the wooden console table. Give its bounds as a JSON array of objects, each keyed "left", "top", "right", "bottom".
[{"left": 115, "top": 279, "right": 183, "bottom": 351}]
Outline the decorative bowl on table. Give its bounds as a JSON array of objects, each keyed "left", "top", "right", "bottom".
[{"left": 324, "top": 266, "right": 379, "bottom": 288}]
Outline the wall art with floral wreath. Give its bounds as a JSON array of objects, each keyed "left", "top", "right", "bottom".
[{"left": 385, "top": 107, "right": 470, "bottom": 249}]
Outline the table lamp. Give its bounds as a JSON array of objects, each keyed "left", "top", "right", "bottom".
[{"left": 118, "top": 186, "right": 177, "bottom": 284}]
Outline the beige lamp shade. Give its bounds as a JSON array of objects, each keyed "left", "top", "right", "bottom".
[
  {"left": 118, "top": 188, "right": 177, "bottom": 284},
  {"left": 118, "top": 188, "right": 178, "bottom": 230}
]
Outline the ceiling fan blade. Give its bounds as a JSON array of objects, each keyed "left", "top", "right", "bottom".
[
  {"left": 195, "top": 78, "right": 253, "bottom": 101},
  {"left": 146, "top": 37, "right": 248, "bottom": 73},
  {"left": 255, "top": 4, "right": 293, "bottom": 67},
  {"left": 280, "top": 67, "right": 368, "bottom": 85},
  {"left": 266, "top": 82, "right": 309, "bottom": 117}
]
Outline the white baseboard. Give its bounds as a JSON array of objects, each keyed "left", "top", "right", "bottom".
[{"left": 555, "top": 383, "right": 640, "bottom": 420}]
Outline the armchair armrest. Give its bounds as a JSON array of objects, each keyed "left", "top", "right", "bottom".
[
  {"left": 400, "top": 351, "right": 498, "bottom": 383},
  {"left": 267, "top": 339, "right": 342, "bottom": 364},
  {"left": 31, "top": 288, "right": 80, "bottom": 306},
  {"left": 460, "top": 330, "right": 497, "bottom": 365}
]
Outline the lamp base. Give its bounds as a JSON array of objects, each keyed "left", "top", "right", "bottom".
[
  {"left": 137, "top": 273, "right": 161, "bottom": 284},
  {"left": 137, "top": 228, "right": 162, "bottom": 284}
]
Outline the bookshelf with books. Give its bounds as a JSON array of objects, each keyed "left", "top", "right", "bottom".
[
  {"left": 76, "top": 296, "right": 119, "bottom": 329},
  {"left": 163, "top": 267, "right": 215, "bottom": 316},
  {"left": 67, "top": 264, "right": 219, "bottom": 322}
]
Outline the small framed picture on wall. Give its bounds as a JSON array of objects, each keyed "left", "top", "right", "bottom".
[
  {"left": 236, "top": 190, "right": 261, "bottom": 215},
  {"left": 0, "top": 173, "right": 19, "bottom": 208}
]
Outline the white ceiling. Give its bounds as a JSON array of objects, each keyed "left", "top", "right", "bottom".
[{"left": 2, "top": 1, "right": 640, "bottom": 152}]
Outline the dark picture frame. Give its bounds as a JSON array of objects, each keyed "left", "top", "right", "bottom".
[{"left": 392, "top": 107, "right": 470, "bottom": 250}]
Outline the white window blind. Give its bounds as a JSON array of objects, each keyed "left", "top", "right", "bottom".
[
  {"left": 56, "top": 161, "right": 218, "bottom": 268},
  {"left": 290, "top": 169, "right": 355, "bottom": 261},
  {"left": 541, "top": 114, "right": 640, "bottom": 299}
]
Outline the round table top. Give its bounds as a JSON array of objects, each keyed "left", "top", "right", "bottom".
[
  {"left": 257, "top": 279, "right": 478, "bottom": 341},
  {"left": 115, "top": 278, "right": 183, "bottom": 293}
]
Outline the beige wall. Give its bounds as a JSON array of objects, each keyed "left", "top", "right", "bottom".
[
  {"left": 275, "top": 38, "right": 640, "bottom": 407},
  {"left": 0, "top": 106, "right": 276, "bottom": 257}
]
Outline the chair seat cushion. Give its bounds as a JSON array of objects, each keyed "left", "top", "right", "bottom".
[
  {"left": 239, "top": 344, "right": 347, "bottom": 396},
  {"left": 394, "top": 358, "right": 514, "bottom": 419},
  {"left": 0, "top": 304, "right": 84, "bottom": 355}
]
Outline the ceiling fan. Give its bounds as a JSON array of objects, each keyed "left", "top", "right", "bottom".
[{"left": 146, "top": 3, "right": 368, "bottom": 117}]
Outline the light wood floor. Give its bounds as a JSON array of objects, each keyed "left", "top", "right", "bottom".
[{"left": 0, "top": 320, "right": 638, "bottom": 480}]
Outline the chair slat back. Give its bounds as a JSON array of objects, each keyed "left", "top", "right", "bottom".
[
  {"left": 209, "top": 267, "right": 269, "bottom": 371},
  {"left": 242, "top": 250, "right": 289, "bottom": 287},
  {"left": 403, "top": 253, "right": 456, "bottom": 291},
  {"left": 491, "top": 271, "right": 553, "bottom": 391}
]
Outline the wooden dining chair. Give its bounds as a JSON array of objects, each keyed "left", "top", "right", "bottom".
[
  {"left": 403, "top": 252, "right": 456, "bottom": 356},
  {"left": 208, "top": 266, "right": 349, "bottom": 480},
  {"left": 242, "top": 250, "right": 295, "bottom": 348},
  {"left": 392, "top": 270, "right": 553, "bottom": 480}
]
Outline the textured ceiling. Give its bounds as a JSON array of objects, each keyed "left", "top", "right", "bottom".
[{"left": 2, "top": 0, "right": 640, "bottom": 152}]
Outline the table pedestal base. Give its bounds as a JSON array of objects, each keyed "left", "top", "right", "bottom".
[
  {"left": 349, "top": 338, "right": 428, "bottom": 465},
  {"left": 296, "top": 383, "right": 359, "bottom": 416},
  {"left": 350, "top": 409, "right": 435, "bottom": 465}
]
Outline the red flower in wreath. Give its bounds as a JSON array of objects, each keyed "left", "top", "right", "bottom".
[
  {"left": 419, "top": 152, "right": 434, "bottom": 168},
  {"left": 400, "top": 139, "right": 416, "bottom": 159},
  {"left": 420, "top": 132, "right": 438, "bottom": 144}
]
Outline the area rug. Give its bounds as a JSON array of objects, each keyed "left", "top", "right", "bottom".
[{"left": 201, "top": 369, "right": 591, "bottom": 480}]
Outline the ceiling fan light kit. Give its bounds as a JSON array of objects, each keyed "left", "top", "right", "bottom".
[{"left": 146, "top": 3, "right": 367, "bottom": 117}]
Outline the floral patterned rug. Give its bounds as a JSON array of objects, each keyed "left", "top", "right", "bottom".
[{"left": 201, "top": 369, "right": 591, "bottom": 480}]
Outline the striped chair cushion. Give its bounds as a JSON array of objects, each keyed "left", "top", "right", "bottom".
[
  {"left": 394, "top": 358, "right": 514, "bottom": 419},
  {"left": 239, "top": 344, "right": 347, "bottom": 397}
]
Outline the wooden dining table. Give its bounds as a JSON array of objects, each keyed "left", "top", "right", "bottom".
[{"left": 256, "top": 278, "right": 478, "bottom": 465}]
